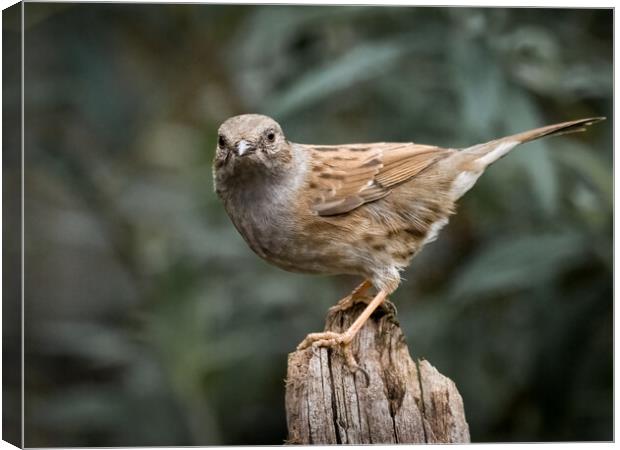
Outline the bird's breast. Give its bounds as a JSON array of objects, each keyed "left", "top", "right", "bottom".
[
  {"left": 222, "top": 188, "right": 308, "bottom": 270},
  {"left": 225, "top": 195, "right": 362, "bottom": 275}
]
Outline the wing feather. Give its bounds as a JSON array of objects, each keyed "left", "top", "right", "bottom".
[{"left": 306, "top": 142, "right": 452, "bottom": 216}]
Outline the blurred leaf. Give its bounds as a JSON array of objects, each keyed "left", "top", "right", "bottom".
[
  {"left": 553, "top": 140, "right": 613, "bottom": 207},
  {"left": 450, "top": 230, "right": 586, "bottom": 300},
  {"left": 240, "top": 6, "right": 370, "bottom": 57},
  {"left": 450, "top": 35, "right": 504, "bottom": 138},
  {"left": 267, "top": 38, "right": 411, "bottom": 118},
  {"left": 38, "top": 321, "right": 137, "bottom": 367},
  {"left": 560, "top": 62, "right": 613, "bottom": 99},
  {"left": 500, "top": 89, "right": 558, "bottom": 215}
]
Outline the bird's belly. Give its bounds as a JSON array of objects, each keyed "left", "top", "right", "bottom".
[
  {"left": 247, "top": 232, "right": 355, "bottom": 275},
  {"left": 233, "top": 215, "right": 362, "bottom": 275}
]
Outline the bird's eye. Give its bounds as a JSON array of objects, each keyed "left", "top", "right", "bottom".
[
  {"left": 266, "top": 131, "right": 275, "bottom": 142},
  {"left": 218, "top": 135, "right": 226, "bottom": 147}
]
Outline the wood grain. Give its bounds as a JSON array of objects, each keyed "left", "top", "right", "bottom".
[{"left": 285, "top": 299, "right": 470, "bottom": 444}]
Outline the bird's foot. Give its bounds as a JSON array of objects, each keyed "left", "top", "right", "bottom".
[
  {"left": 297, "top": 331, "right": 347, "bottom": 352},
  {"left": 297, "top": 289, "right": 388, "bottom": 387},
  {"left": 297, "top": 331, "right": 369, "bottom": 384}
]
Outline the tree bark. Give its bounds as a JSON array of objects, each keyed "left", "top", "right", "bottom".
[{"left": 285, "top": 299, "right": 470, "bottom": 444}]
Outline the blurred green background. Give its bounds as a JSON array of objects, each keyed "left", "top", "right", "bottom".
[{"left": 11, "top": 3, "right": 613, "bottom": 445}]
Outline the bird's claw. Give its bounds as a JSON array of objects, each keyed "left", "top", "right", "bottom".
[
  {"left": 297, "top": 331, "right": 370, "bottom": 386},
  {"left": 341, "top": 344, "right": 370, "bottom": 386},
  {"left": 296, "top": 331, "right": 342, "bottom": 351}
]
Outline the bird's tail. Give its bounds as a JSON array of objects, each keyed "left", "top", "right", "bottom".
[
  {"left": 445, "top": 117, "right": 605, "bottom": 200},
  {"left": 460, "top": 117, "right": 605, "bottom": 169}
]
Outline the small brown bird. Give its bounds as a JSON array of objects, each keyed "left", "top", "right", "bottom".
[{"left": 213, "top": 114, "right": 603, "bottom": 369}]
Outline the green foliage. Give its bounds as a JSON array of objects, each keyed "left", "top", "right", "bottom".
[
  {"left": 450, "top": 230, "right": 589, "bottom": 300},
  {"left": 18, "top": 4, "right": 611, "bottom": 445}
]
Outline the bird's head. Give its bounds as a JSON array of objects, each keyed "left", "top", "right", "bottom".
[{"left": 213, "top": 114, "right": 293, "bottom": 183}]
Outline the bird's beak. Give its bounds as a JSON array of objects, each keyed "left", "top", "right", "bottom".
[{"left": 236, "top": 140, "right": 255, "bottom": 157}]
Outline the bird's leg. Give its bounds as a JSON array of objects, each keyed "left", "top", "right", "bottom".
[
  {"left": 297, "top": 290, "right": 389, "bottom": 374},
  {"left": 328, "top": 279, "right": 373, "bottom": 313}
]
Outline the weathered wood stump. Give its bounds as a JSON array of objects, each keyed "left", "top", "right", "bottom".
[{"left": 285, "top": 298, "right": 470, "bottom": 444}]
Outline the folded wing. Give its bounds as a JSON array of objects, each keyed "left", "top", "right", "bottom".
[{"left": 307, "top": 142, "right": 452, "bottom": 216}]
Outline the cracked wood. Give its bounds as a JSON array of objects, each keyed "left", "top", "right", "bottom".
[{"left": 285, "top": 299, "right": 470, "bottom": 444}]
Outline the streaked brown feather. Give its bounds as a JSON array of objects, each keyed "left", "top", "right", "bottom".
[{"left": 305, "top": 142, "right": 453, "bottom": 216}]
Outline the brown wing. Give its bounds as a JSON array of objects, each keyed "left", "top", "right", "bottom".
[{"left": 306, "top": 142, "right": 452, "bottom": 216}]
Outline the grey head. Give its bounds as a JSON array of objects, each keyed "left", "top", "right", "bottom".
[{"left": 212, "top": 114, "right": 294, "bottom": 188}]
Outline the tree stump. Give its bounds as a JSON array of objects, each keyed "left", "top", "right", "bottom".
[{"left": 285, "top": 298, "right": 470, "bottom": 444}]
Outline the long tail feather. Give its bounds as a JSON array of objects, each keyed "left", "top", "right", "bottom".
[
  {"left": 447, "top": 117, "right": 605, "bottom": 200},
  {"left": 462, "top": 116, "right": 605, "bottom": 168}
]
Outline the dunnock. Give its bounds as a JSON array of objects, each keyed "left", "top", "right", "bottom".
[{"left": 212, "top": 114, "right": 604, "bottom": 369}]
